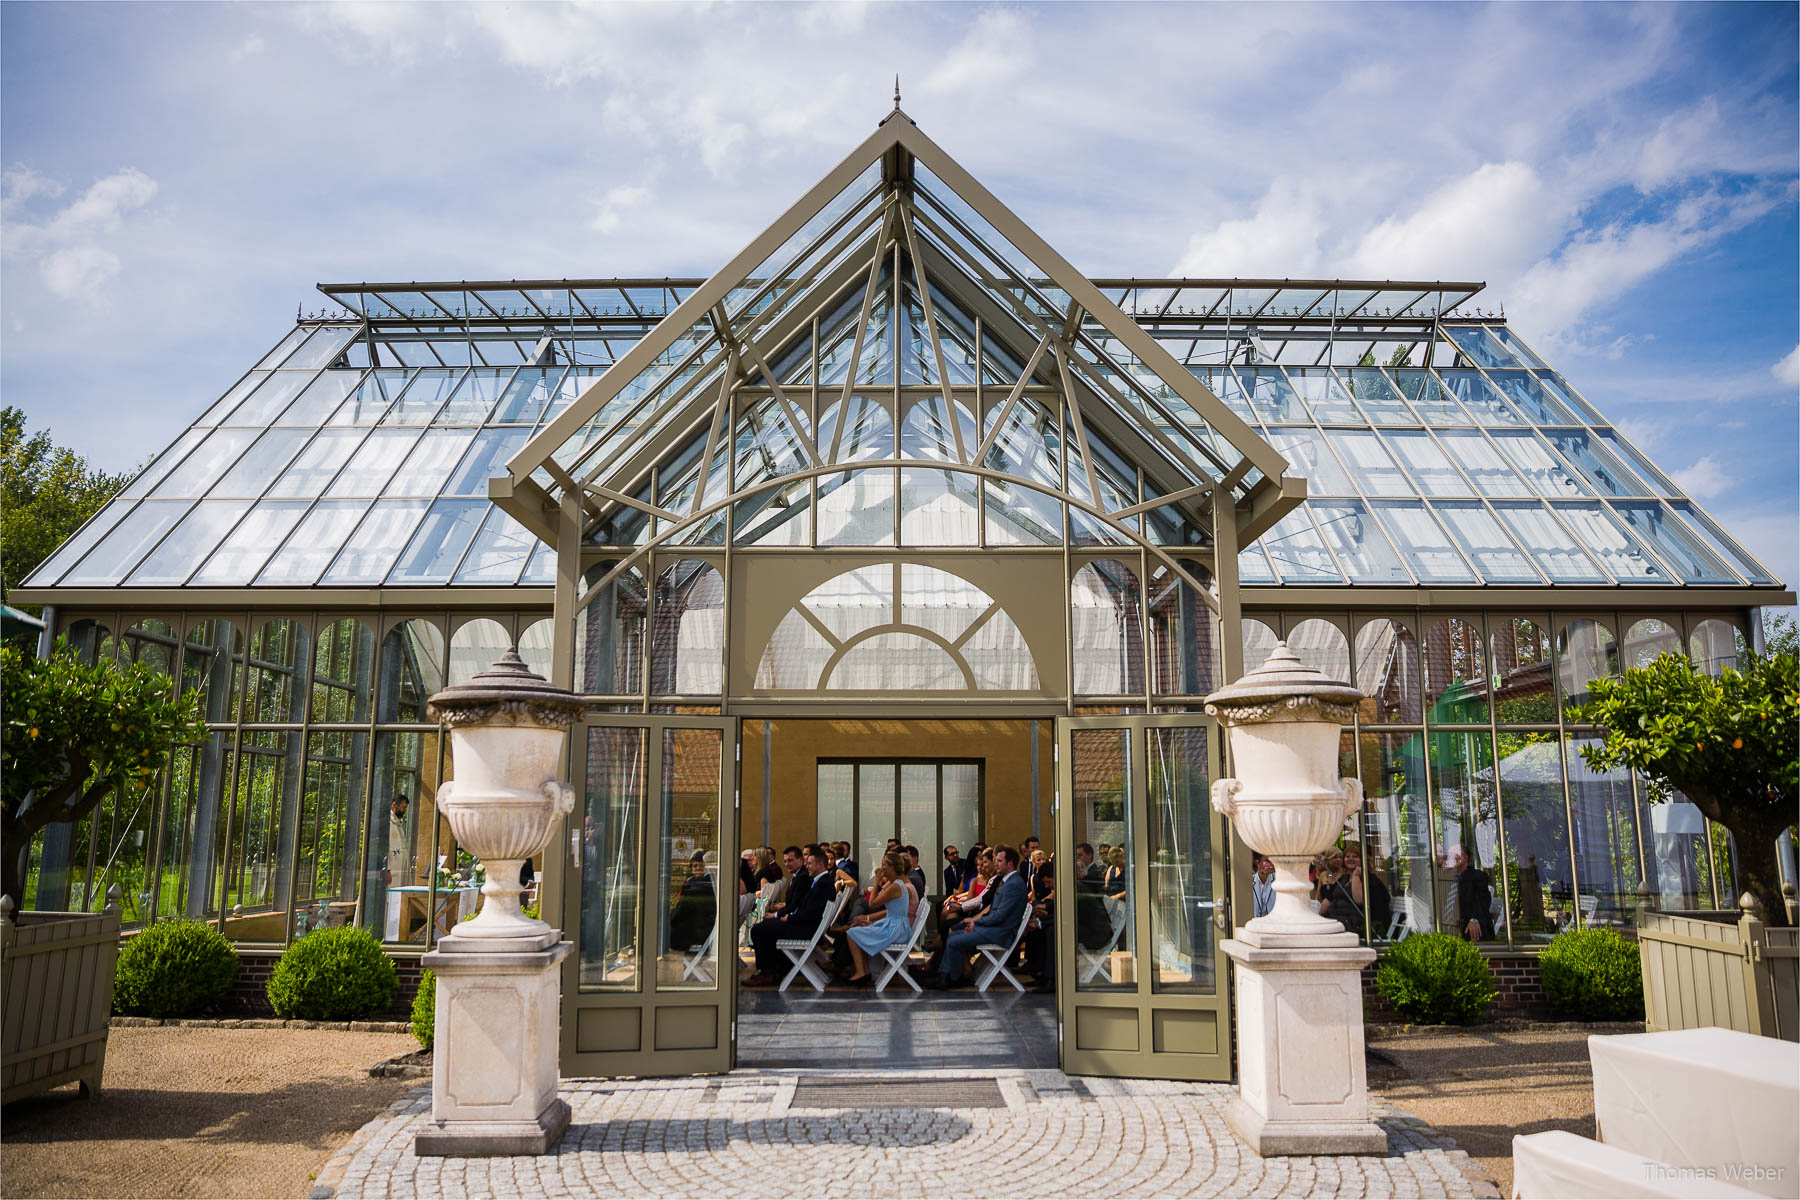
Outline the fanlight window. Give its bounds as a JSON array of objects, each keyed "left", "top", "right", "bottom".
[{"left": 756, "top": 563, "right": 1039, "bottom": 692}]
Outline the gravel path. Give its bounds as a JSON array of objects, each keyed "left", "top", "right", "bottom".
[{"left": 2, "top": 1024, "right": 417, "bottom": 1199}]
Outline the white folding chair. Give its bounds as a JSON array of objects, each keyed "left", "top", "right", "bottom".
[
  {"left": 974, "top": 902, "right": 1035, "bottom": 994},
  {"left": 874, "top": 901, "right": 933, "bottom": 994},
  {"left": 778, "top": 884, "right": 852, "bottom": 993},
  {"left": 1078, "top": 895, "right": 1131, "bottom": 984},
  {"left": 681, "top": 923, "right": 718, "bottom": 983}
]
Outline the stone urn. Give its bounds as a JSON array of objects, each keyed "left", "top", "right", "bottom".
[
  {"left": 1204, "top": 640, "right": 1365, "bottom": 942},
  {"left": 427, "top": 650, "right": 583, "bottom": 946}
]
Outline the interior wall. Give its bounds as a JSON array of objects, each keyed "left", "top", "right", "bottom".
[{"left": 738, "top": 718, "right": 1053, "bottom": 856}]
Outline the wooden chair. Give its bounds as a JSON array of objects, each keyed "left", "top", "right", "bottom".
[
  {"left": 874, "top": 901, "right": 933, "bottom": 994},
  {"left": 779, "top": 885, "right": 853, "bottom": 994},
  {"left": 974, "top": 902, "right": 1035, "bottom": 994}
]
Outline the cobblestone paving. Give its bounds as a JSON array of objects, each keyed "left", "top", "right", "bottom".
[{"left": 314, "top": 1069, "right": 1500, "bottom": 1199}]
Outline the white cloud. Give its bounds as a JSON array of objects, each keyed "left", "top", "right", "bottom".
[
  {"left": 1348, "top": 162, "right": 1563, "bottom": 283},
  {"left": 921, "top": 10, "right": 1034, "bottom": 95},
  {"left": 591, "top": 185, "right": 652, "bottom": 235},
  {"left": 1, "top": 166, "right": 158, "bottom": 301},
  {"left": 1774, "top": 345, "right": 1800, "bottom": 389},
  {"left": 1671, "top": 454, "right": 1728, "bottom": 499},
  {"left": 1171, "top": 177, "right": 1331, "bottom": 277}
]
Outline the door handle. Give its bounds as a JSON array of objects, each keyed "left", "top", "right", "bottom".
[{"left": 570, "top": 829, "right": 581, "bottom": 870}]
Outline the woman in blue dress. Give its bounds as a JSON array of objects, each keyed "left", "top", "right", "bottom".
[{"left": 844, "top": 853, "right": 912, "bottom": 986}]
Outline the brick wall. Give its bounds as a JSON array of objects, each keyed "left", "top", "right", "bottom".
[
  {"left": 1361, "top": 951, "right": 1552, "bottom": 1021},
  {"left": 224, "top": 948, "right": 427, "bottom": 1019}
]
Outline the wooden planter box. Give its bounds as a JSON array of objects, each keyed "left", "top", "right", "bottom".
[
  {"left": 1638, "top": 908, "right": 1800, "bottom": 1042},
  {"left": 0, "top": 889, "right": 122, "bottom": 1104}
]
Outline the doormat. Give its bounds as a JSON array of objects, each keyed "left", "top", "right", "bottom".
[{"left": 789, "top": 1077, "right": 1008, "bottom": 1109}]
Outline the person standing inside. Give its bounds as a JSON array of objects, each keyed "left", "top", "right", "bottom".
[
  {"left": 1448, "top": 845, "right": 1495, "bottom": 941},
  {"left": 1251, "top": 851, "right": 1277, "bottom": 919}
]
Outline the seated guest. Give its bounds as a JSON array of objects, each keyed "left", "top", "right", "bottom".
[
  {"left": 744, "top": 844, "right": 835, "bottom": 985},
  {"left": 1073, "top": 843, "right": 1114, "bottom": 952},
  {"left": 929, "top": 845, "right": 1027, "bottom": 988},
  {"left": 903, "top": 846, "right": 928, "bottom": 908},
  {"left": 1319, "top": 841, "right": 1389, "bottom": 943},
  {"left": 1073, "top": 842, "right": 1103, "bottom": 886},
  {"left": 1250, "top": 851, "right": 1276, "bottom": 918},
  {"left": 844, "top": 853, "right": 912, "bottom": 986},
  {"left": 941, "top": 844, "right": 970, "bottom": 897},
  {"left": 834, "top": 841, "right": 860, "bottom": 885},
  {"left": 669, "top": 851, "right": 717, "bottom": 951},
  {"left": 1103, "top": 846, "right": 1129, "bottom": 897},
  {"left": 772, "top": 846, "right": 804, "bottom": 909},
  {"left": 916, "top": 850, "right": 994, "bottom": 977},
  {"left": 1021, "top": 856, "right": 1056, "bottom": 991}
]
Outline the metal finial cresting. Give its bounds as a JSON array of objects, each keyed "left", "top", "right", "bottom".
[{"left": 894, "top": 74, "right": 901, "bottom": 108}]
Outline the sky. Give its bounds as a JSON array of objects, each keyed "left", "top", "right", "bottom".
[{"left": 3, "top": 1, "right": 1796, "bottom": 594}]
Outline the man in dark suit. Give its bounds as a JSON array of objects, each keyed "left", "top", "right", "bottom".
[
  {"left": 931, "top": 845, "right": 1027, "bottom": 988},
  {"left": 774, "top": 845, "right": 804, "bottom": 909},
  {"left": 668, "top": 851, "right": 716, "bottom": 950},
  {"left": 834, "top": 841, "right": 860, "bottom": 884},
  {"left": 941, "top": 844, "right": 969, "bottom": 897},
  {"left": 746, "top": 844, "right": 835, "bottom": 984},
  {"left": 1020, "top": 836, "right": 1042, "bottom": 894},
  {"left": 1072, "top": 841, "right": 1113, "bottom": 952}
]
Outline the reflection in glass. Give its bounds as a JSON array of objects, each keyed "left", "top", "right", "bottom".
[
  {"left": 1072, "top": 727, "right": 1133, "bottom": 991},
  {"left": 1491, "top": 618, "right": 1556, "bottom": 727},
  {"left": 1688, "top": 618, "right": 1739, "bottom": 677},
  {"left": 1557, "top": 619, "right": 1618, "bottom": 717},
  {"left": 649, "top": 559, "right": 724, "bottom": 695},
  {"left": 378, "top": 619, "right": 446, "bottom": 722},
  {"left": 1350, "top": 731, "right": 1430, "bottom": 941},
  {"left": 659, "top": 728, "right": 722, "bottom": 987},
  {"left": 1313, "top": 500, "right": 1411, "bottom": 584},
  {"left": 1564, "top": 739, "right": 1641, "bottom": 929},
  {"left": 311, "top": 618, "right": 375, "bottom": 723},
  {"left": 1147, "top": 561, "right": 1216, "bottom": 697},
  {"left": 1429, "top": 727, "right": 1498, "bottom": 939},
  {"left": 1147, "top": 726, "right": 1214, "bottom": 993},
  {"left": 1287, "top": 618, "right": 1350, "bottom": 681},
  {"left": 1356, "top": 620, "right": 1421, "bottom": 724},
  {"left": 581, "top": 726, "right": 645, "bottom": 989},
  {"left": 1424, "top": 618, "right": 1488, "bottom": 724},
  {"left": 292, "top": 730, "right": 369, "bottom": 937},
  {"left": 1072, "top": 559, "right": 1143, "bottom": 696},
  {"left": 1498, "top": 727, "right": 1575, "bottom": 941},
  {"left": 577, "top": 564, "right": 647, "bottom": 695}
]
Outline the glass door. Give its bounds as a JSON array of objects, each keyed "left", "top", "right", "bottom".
[
  {"left": 561, "top": 715, "right": 737, "bottom": 1077},
  {"left": 1055, "top": 714, "right": 1230, "bottom": 1081}
]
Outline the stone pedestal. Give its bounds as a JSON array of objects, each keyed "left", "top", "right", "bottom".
[
  {"left": 1222, "top": 928, "right": 1385, "bottom": 1156},
  {"left": 415, "top": 930, "right": 573, "bottom": 1157}
]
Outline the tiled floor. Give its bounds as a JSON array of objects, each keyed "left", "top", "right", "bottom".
[{"left": 736, "top": 989, "right": 1060, "bottom": 1070}]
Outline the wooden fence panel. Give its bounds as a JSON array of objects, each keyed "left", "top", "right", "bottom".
[{"left": 1, "top": 891, "right": 122, "bottom": 1104}]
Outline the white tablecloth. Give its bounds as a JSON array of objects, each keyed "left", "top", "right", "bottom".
[
  {"left": 383, "top": 886, "right": 479, "bottom": 940},
  {"left": 1589, "top": 1028, "right": 1799, "bottom": 1200},
  {"left": 1513, "top": 1131, "right": 1761, "bottom": 1199}
]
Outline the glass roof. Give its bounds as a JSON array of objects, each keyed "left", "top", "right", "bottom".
[{"left": 22, "top": 289, "right": 1779, "bottom": 593}]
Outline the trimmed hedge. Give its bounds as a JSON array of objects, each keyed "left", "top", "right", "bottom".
[
  {"left": 412, "top": 970, "right": 436, "bottom": 1050},
  {"left": 267, "top": 926, "right": 398, "bottom": 1020},
  {"left": 1539, "top": 929, "right": 1644, "bottom": 1021},
  {"left": 1375, "top": 933, "right": 1498, "bottom": 1025},
  {"left": 112, "top": 920, "right": 238, "bottom": 1018}
]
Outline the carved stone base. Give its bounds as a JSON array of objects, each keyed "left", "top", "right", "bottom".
[
  {"left": 415, "top": 936, "right": 573, "bottom": 1159},
  {"left": 1222, "top": 933, "right": 1386, "bottom": 1157}
]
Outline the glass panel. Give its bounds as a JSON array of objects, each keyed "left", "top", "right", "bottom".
[
  {"left": 1312, "top": 499, "right": 1411, "bottom": 584},
  {"left": 378, "top": 619, "right": 446, "bottom": 723},
  {"left": 1287, "top": 618, "right": 1350, "bottom": 680},
  {"left": 1542, "top": 431, "right": 1649, "bottom": 497},
  {"left": 1445, "top": 325, "right": 1513, "bottom": 369},
  {"left": 388, "top": 498, "right": 488, "bottom": 584},
  {"left": 121, "top": 429, "right": 206, "bottom": 499},
  {"left": 1263, "top": 428, "right": 1354, "bottom": 495},
  {"left": 1436, "top": 431, "right": 1530, "bottom": 496},
  {"left": 1258, "top": 509, "right": 1342, "bottom": 583},
  {"left": 1688, "top": 618, "right": 1740, "bottom": 677},
  {"left": 984, "top": 479, "right": 1060, "bottom": 546},
  {"left": 1621, "top": 617, "right": 1682, "bottom": 671},
  {"left": 210, "top": 429, "right": 312, "bottom": 497},
  {"left": 1148, "top": 562, "right": 1217, "bottom": 697},
  {"left": 1488, "top": 327, "right": 1545, "bottom": 368},
  {"left": 453, "top": 507, "right": 540, "bottom": 586},
  {"left": 1353, "top": 730, "right": 1427, "bottom": 943},
  {"left": 1148, "top": 725, "right": 1215, "bottom": 992},
  {"left": 857, "top": 763, "right": 897, "bottom": 874},
  {"left": 577, "top": 564, "right": 647, "bottom": 695},
  {"left": 660, "top": 727, "right": 722, "bottom": 988},
  {"left": 817, "top": 764, "right": 854, "bottom": 850},
  {"left": 434, "top": 370, "right": 504, "bottom": 425},
  {"left": 1433, "top": 501, "right": 1541, "bottom": 583},
  {"left": 1491, "top": 618, "right": 1556, "bottom": 727},
  {"left": 1553, "top": 503, "right": 1670, "bottom": 583},
  {"left": 1287, "top": 367, "right": 1361, "bottom": 422},
  {"left": 291, "top": 729, "right": 369, "bottom": 938},
  {"left": 155, "top": 429, "right": 259, "bottom": 497},
  {"left": 1342, "top": 368, "right": 1416, "bottom": 424},
  {"left": 1498, "top": 727, "right": 1576, "bottom": 942},
  {"left": 649, "top": 559, "right": 723, "bottom": 695},
  {"left": 1491, "top": 431, "right": 1584, "bottom": 497},
  {"left": 1072, "top": 727, "right": 1133, "bottom": 991},
  {"left": 225, "top": 372, "right": 314, "bottom": 427},
  {"left": 326, "top": 428, "right": 421, "bottom": 497},
  {"left": 817, "top": 469, "right": 895, "bottom": 546},
  {"left": 125, "top": 500, "right": 241, "bottom": 585},
  {"left": 941, "top": 764, "right": 980, "bottom": 858},
  {"left": 60, "top": 500, "right": 188, "bottom": 586},
  {"left": 220, "top": 728, "right": 305, "bottom": 941},
  {"left": 444, "top": 428, "right": 531, "bottom": 497},
  {"left": 384, "top": 429, "right": 478, "bottom": 496},
  {"left": 817, "top": 394, "right": 892, "bottom": 464},
  {"left": 899, "top": 765, "right": 939, "bottom": 895},
  {"left": 309, "top": 618, "right": 375, "bottom": 723},
  {"left": 580, "top": 726, "right": 646, "bottom": 989},
  {"left": 1241, "top": 367, "right": 1311, "bottom": 423},
  {"left": 1356, "top": 620, "right": 1421, "bottom": 724},
  {"left": 199, "top": 372, "right": 269, "bottom": 426},
  {"left": 384, "top": 368, "right": 462, "bottom": 425},
  {"left": 1386, "top": 431, "right": 1472, "bottom": 496},
  {"left": 1437, "top": 369, "right": 1518, "bottom": 426},
  {"left": 1242, "top": 617, "right": 1279, "bottom": 671},
  {"left": 1640, "top": 778, "right": 1719, "bottom": 911},
  {"left": 732, "top": 482, "right": 811, "bottom": 546},
  {"left": 1612, "top": 503, "right": 1737, "bottom": 583},
  {"left": 1597, "top": 430, "right": 1678, "bottom": 495},
  {"left": 256, "top": 328, "right": 311, "bottom": 370},
  {"left": 1370, "top": 501, "right": 1476, "bottom": 583},
  {"left": 1072, "top": 559, "right": 1143, "bottom": 695},
  {"left": 1326, "top": 432, "right": 1410, "bottom": 496},
  {"left": 900, "top": 468, "right": 979, "bottom": 545},
  {"left": 283, "top": 325, "right": 357, "bottom": 370},
  {"left": 255, "top": 501, "right": 369, "bottom": 586},
  {"left": 1490, "top": 503, "right": 1608, "bottom": 582},
  {"left": 1424, "top": 618, "right": 1489, "bottom": 724},
  {"left": 1486, "top": 369, "right": 1577, "bottom": 424},
  {"left": 1395, "top": 371, "right": 1471, "bottom": 425},
  {"left": 267, "top": 428, "right": 362, "bottom": 497},
  {"left": 1565, "top": 738, "right": 1641, "bottom": 929},
  {"left": 322, "top": 498, "right": 432, "bottom": 584},
  {"left": 275, "top": 370, "right": 363, "bottom": 427},
  {"left": 1430, "top": 729, "right": 1500, "bottom": 939},
  {"left": 243, "top": 618, "right": 310, "bottom": 724},
  {"left": 1557, "top": 619, "right": 1618, "bottom": 719},
  {"left": 449, "top": 618, "right": 512, "bottom": 686},
  {"left": 1670, "top": 503, "right": 1776, "bottom": 584}
]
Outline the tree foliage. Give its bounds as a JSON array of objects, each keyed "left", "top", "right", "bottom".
[
  {"left": 1570, "top": 649, "right": 1799, "bottom": 927},
  {"left": 0, "top": 407, "right": 129, "bottom": 607},
  {"left": 1, "top": 640, "right": 207, "bottom": 904}
]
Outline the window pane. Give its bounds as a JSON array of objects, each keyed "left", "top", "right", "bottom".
[
  {"left": 1491, "top": 617, "right": 1555, "bottom": 727},
  {"left": 267, "top": 428, "right": 363, "bottom": 498},
  {"left": 1264, "top": 428, "right": 1355, "bottom": 495},
  {"left": 659, "top": 728, "right": 722, "bottom": 988},
  {"left": 1352, "top": 730, "right": 1427, "bottom": 943},
  {"left": 1565, "top": 738, "right": 1641, "bottom": 930},
  {"left": 1386, "top": 432, "right": 1473, "bottom": 496},
  {"left": 1542, "top": 430, "right": 1650, "bottom": 496},
  {"left": 1356, "top": 620, "right": 1421, "bottom": 724},
  {"left": 275, "top": 370, "right": 363, "bottom": 427},
  {"left": 1072, "top": 559, "right": 1142, "bottom": 695},
  {"left": 1612, "top": 502, "right": 1737, "bottom": 584},
  {"left": 60, "top": 500, "right": 188, "bottom": 586},
  {"left": 211, "top": 429, "right": 312, "bottom": 498},
  {"left": 1327, "top": 432, "right": 1410, "bottom": 496},
  {"left": 1370, "top": 501, "right": 1476, "bottom": 583},
  {"left": 1436, "top": 431, "right": 1530, "bottom": 497},
  {"left": 326, "top": 429, "right": 421, "bottom": 497},
  {"left": 1258, "top": 509, "right": 1342, "bottom": 583},
  {"left": 256, "top": 501, "right": 369, "bottom": 585},
  {"left": 818, "top": 764, "right": 854, "bottom": 849},
  {"left": 155, "top": 429, "right": 259, "bottom": 497},
  {"left": 453, "top": 507, "right": 541, "bottom": 586},
  {"left": 577, "top": 564, "right": 647, "bottom": 694},
  {"left": 384, "top": 429, "right": 477, "bottom": 497},
  {"left": 1147, "top": 725, "right": 1215, "bottom": 992},
  {"left": 900, "top": 469, "right": 978, "bottom": 545},
  {"left": 1437, "top": 369, "right": 1518, "bottom": 426},
  {"left": 649, "top": 560, "right": 723, "bottom": 695},
  {"left": 817, "top": 470, "right": 895, "bottom": 546},
  {"left": 1486, "top": 369, "right": 1578, "bottom": 424},
  {"left": 1072, "top": 727, "right": 1133, "bottom": 992},
  {"left": 857, "top": 763, "right": 896, "bottom": 871},
  {"left": 378, "top": 619, "right": 446, "bottom": 723},
  {"left": 1312, "top": 500, "right": 1410, "bottom": 584},
  {"left": 126, "top": 500, "right": 242, "bottom": 585},
  {"left": 1433, "top": 501, "right": 1540, "bottom": 583},
  {"left": 224, "top": 372, "right": 315, "bottom": 427},
  {"left": 443, "top": 428, "right": 531, "bottom": 497},
  {"left": 1492, "top": 431, "right": 1584, "bottom": 497},
  {"left": 1498, "top": 730, "right": 1575, "bottom": 942},
  {"left": 388, "top": 499, "right": 487, "bottom": 584},
  {"left": 1489, "top": 503, "right": 1608, "bottom": 582},
  {"left": 1430, "top": 728, "right": 1500, "bottom": 939},
  {"left": 1424, "top": 619, "right": 1488, "bottom": 724},
  {"left": 1553, "top": 503, "right": 1670, "bottom": 583}
]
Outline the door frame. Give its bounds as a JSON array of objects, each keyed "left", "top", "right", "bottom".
[
  {"left": 559, "top": 713, "right": 739, "bottom": 1077},
  {"left": 1054, "top": 713, "right": 1232, "bottom": 1082}
]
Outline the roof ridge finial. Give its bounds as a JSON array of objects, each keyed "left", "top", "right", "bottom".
[{"left": 894, "top": 74, "right": 901, "bottom": 110}]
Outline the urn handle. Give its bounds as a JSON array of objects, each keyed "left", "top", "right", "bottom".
[
  {"left": 1338, "top": 776, "right": 1364, "bottom": 819},
  {"left": 541, "top": 780, "right": 576, "bottom": 818},
  {"left": 1210, "top": 777, "right": 1241, "bottom": 818}
]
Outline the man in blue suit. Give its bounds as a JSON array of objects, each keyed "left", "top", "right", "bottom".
[{"left": 929, "top": 845, "right": 1026, "bottom": 988}]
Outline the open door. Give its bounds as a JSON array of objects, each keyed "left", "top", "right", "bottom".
[
  {"left": 561, "top": 715, "right": 738, "bottom": 1076},
  {"left": 1055, "top": 714, "right": 1231, "bottom": 1081}
]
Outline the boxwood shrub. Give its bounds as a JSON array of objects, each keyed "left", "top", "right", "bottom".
[
  {"left": 1539, "top": 928, "right": 1644, "bottom": 1021},
  {"left": 113, "top": 920, "right": 239, "bottom": 1018},
  {"left": 1375, "top": 933, "right": 1497, "bottom": 1025},
  {"left": 411, "top": 970, "right": 436, "bottom": 1050},
  {"left": 267, "top": 926, "right": 398, "bottom": 1020}
]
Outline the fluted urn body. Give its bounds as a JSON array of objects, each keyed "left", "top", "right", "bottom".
[
  {"left": 1205, "top": 643, "right": 1364, "bottom": 942},
  {"left": 427, "top": 651, "right": 583, "bottom": 945}
]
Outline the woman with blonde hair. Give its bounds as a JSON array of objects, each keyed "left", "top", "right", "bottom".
[{"left": 844, "top": 852, "right": 911, "bottom": 986}]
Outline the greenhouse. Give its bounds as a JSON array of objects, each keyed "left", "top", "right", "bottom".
[{"left": 13, "top": 111, "right": 1791, "bottom": 1078}]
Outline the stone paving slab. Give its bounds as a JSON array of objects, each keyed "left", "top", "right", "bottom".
[{"left": 313, "top": 1069, "right": 1500, "bottom": 1199}]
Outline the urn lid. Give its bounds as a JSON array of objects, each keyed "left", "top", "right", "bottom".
[
  {"left": 1203, "top": 641, "right": 1364, "bottom": 709},
  {"left": 426, "top": 649, "right": 584, "bottom": 722}
]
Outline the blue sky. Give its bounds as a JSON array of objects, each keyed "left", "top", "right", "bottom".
[{"left": 3, "top": 1, "right": 1796, "bottom": 591}]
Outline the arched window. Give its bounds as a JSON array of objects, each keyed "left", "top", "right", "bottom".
[
  {"left": 1424, "top": 618, "right": 1488, "bottom": 724},
  {"left": 1688, "top": 618, "right": 1741, "bottom": 678},
  {"left": 1147, "top": 560, "right": 1217, "bottom": 697},
  {"left": 1622, "top": 618, "right": 1681, "bottom": 670},
  {"left": 449, "top": 618, "right": 512, "bottom": 687},
  {"left": 1241, "top": 617, "right": 1279, "bottom": 675},
  {"left": 1355, "top": 619, "right": 1420, "bottom": 724},
  {"left": 517, "top": 618, "right": 554, "bottom": 681},
  {"left": 1287, "top": 618, "right": 1350, "bottom": 682},
  {"left": 576, "top": 563, "right": 646, "bottom": 695},
  {"left": 1491, "top": 618, "right": 1554, "bottom": 726},
  {"left": 1557, "top": 619, "right": 1619, "bottom": 718},
  {"left": 378, "top": 619, "right": 446, "bottom": 722}
]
